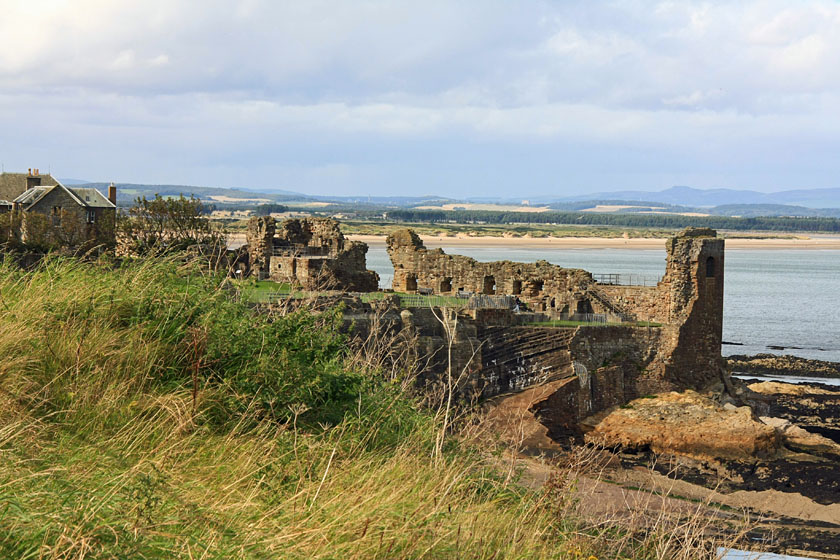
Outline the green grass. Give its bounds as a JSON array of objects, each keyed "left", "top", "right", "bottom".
[
  {"left": 0, "top": 256, "right": 723, "bottom": 558},
  {"left": 0, "top": 257, "right": 563, "bottom": 558}
]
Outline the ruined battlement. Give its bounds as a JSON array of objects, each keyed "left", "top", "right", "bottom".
[
  {"left": 386, "top": 227, "right": 725, "bottom": 393},
  {"left": 246, "top": 216, "right": 379, "bottom": 291},
  {"left": 387, "top": 230, "right": 597, "bottom": 314}
]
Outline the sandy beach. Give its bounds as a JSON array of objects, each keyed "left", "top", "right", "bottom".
[
  {"left": 347, "top": 233, "right": 840, "bottom": 250},
  {"left": 226, "top": 231, "right": 840, "bottom": 250}
]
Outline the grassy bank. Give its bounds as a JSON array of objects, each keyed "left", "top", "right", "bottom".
[{"left": 0, "top": 257, "right": 723, "bottom": 558}]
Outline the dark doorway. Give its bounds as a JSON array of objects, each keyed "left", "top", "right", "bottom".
[
  {"left": 405, "top": 274, "right": 418, "bottom": 292},
  {"left": 512, "top": 280, "right": 522, "bottom": 295},
  {"left": 440, "top": 277, "right": 452, "bottom": 292},
  {"left": 483, "top": 275, "right": 496, "bottom": 295}
]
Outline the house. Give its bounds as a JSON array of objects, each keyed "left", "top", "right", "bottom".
[{"left": 0, "top": 169, "right": 117, "bottom": 248}]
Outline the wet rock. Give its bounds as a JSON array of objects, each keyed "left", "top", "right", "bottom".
[{"left": 728, "top": 353, "right": 840, "bottom": 378}]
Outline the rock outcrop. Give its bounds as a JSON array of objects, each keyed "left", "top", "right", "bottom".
[
  {"left": 584, "top": 391, "right": 781, "bottom": 461},
  {"left": 728, "top": 353, "right": 840, "bottom": 378}
]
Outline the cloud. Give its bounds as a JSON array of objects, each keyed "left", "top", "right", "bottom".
[{"left": 2, "top": 0, "right": 840, "bottom": 195}]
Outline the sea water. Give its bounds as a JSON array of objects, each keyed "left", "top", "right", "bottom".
[{"left": 365, "top": 244, "right": 840, "bottom": 363}]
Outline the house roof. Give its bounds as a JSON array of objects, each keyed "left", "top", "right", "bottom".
[
  {"left": 13, "top": 182, "right": 116, "bottom": 211},
  {"left": 13, "top": 186, "right": 53, "bottom": 207},
  {"left": 68, "top": 187, "right": 115, "bottom": 208},
  {"left": 0, "top": 173, "right": 59, "bottom": 203}
]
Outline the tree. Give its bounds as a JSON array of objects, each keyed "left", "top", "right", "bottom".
[
  {"left": 118, "top": 194, "right": 226, "bottom": 255},
  {"left": 253, "top": 203, "right": 288, "bottom": 216}
]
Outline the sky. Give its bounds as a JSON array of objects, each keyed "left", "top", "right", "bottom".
[{"left": 2, "top": 1, "right": 840, "bottom": 198}]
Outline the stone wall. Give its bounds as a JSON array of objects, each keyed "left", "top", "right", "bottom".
[
  {"left": 656, "top": 228, "right": 725, "bottom": 390},
  {"left": 386, "top": 229, "right": 596, "bottom": 313},
  {"left": 596, "top": 285, "right": 668, "bottom": 323},
  {"left": 385, "top": 226, "right": 725, "bottom": 394},
  {"left": 245, "top": 216, "right": 275, "bottom": 279},
  {"left": 246, "top": 216, "right": 379, "bottom": 291},
  {"left": 288, "top": 226, "right": 725, "bottom": 449}
]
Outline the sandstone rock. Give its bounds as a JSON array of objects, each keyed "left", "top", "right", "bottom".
[
  {"left": 749, "top": 381, "right": 838, "bottom": 396},
  {"left": 760, "top": 415, "right": 840, "bottom": 456},
  {"left": 585, "top": 390, "right": 781, "bottom": 461}
]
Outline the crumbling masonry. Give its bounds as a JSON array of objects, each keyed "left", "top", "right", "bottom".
[
  {"left": 246, "top": 216, "right": 379, "bottom": 291},
  {"left": 384, "top": 227, "right": 725, "bottom": 416}
]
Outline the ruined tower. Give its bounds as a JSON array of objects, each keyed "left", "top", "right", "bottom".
[
  {"left": 245, "top": 216, "right": 276, "bottom": 280},
  {"left": 657, "top": 227, "right": 725, "bottom": 390}
]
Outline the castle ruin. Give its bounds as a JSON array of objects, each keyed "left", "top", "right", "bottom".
[
  {"left": 386, "top": 227, "right": 725, "bottom": 397},
  {"left": 246, "top": 216, "right": 379, "bottom": 292}
]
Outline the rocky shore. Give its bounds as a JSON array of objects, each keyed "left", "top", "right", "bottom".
[
  {"left": 507, "top": 355, "right": 840, "bottom": 558},
  {"left": 574, "top": 378, "right": 840, "bottom": 556},
  {"left": 728, "top": 353, "right": 840, "bottom": 378}
]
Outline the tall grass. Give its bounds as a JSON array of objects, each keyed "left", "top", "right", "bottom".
[{"left": 0, "top": 256, "right": 735, "bottom": 558}]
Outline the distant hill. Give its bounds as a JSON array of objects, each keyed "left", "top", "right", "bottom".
[
  {"left": 708, "top": 204, "right": 840, "bottom": 218},
  {"left": 559, "top": 186, "right": 840, "bottom": 208},
  {"left": 70, "top": 180, "right": 840, "bottom": 217}
]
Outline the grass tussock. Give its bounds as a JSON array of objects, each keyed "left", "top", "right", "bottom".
[{"left": 0, "top": 256, "right": 738, "bottom": 559}]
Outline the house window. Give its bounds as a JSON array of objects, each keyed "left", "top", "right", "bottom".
[
  {"left": 86, "top": 210, "right": 96, "bottom": 224},
  {"left": 51, "top": 206, "right": 61, "bottom": 216}
]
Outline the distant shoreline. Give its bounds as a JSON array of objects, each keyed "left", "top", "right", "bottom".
[
  {"left": 226, "top": 232, "right": 840, "bottom": 250},
  {"left": 348, "top": 233, "right": 840, "bottom": 250}
]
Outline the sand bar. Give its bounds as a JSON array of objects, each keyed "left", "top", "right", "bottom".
[{"left": 348, "top": 233, "right": 840, "bottom": 250}]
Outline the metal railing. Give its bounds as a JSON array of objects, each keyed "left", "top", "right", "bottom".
[
  {"left": 397, "top": 293, "right": 515, "bottom": 309},
  {"left": 548, "top": 312, "right": 627, "bottom": 324},
  {"left": 592, "top": 273, "right": 662, "bottom": 287}
]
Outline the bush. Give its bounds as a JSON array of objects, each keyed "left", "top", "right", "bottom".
[{"left": 0, "top": 256, "right": 359, "bottom": 427}]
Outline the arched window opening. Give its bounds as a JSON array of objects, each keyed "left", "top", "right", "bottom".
[{"left": 706, "top": 256, "right": 716, "bottom": 278}]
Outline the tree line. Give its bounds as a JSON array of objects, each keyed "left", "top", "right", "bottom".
[{"left": 385, "top": 209, "right": 840, "bottom": 232}]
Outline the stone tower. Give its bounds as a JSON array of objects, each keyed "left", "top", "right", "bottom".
[{"left": 659, "top": 227, "right": 725, "bottom": 389}]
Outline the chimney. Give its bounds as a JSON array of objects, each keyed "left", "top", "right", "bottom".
[
  {"left": 108, "top": 182, "right": 117, "bottom": 205},
  {"left": 26, "top": 168, "right": 41, "bottom": 189}
]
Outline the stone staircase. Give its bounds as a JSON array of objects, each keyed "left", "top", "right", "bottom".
[{"left": 586, "top": 286, "right": 633, "bottom": 320}]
